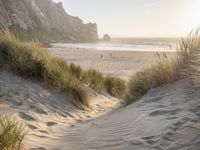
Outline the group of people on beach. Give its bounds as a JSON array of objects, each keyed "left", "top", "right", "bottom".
[{"left": 100, "top": 53, "right": 112, "bottom": 58}]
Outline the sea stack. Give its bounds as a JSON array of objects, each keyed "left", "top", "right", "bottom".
[{"left": 102, "top": 34, "right": 111, "bottom": 41}]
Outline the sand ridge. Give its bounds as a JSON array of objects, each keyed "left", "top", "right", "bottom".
[{"left": 0, "top": 70, "right": 121, "bottom": 149}]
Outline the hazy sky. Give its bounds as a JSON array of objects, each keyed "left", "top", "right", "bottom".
[{"left": 53, "top": 0, "right": 200, "bottom": 37}]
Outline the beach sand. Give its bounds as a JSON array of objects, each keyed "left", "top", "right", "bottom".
[{"left": 48, "top": 48, "right": 164, "bottom": 80}]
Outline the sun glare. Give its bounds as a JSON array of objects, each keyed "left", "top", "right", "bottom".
[{"left": 181, "top": 0, "right": 200, "bottom": 31}]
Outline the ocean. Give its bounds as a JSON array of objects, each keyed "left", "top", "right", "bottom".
[{"left": 52, "top": 38, "right": 179, "bottom": 52}]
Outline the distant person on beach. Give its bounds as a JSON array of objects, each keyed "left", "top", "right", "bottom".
[
  {"left": 101, "top": 54, "right": 103, "bottom": 58},
  {"left": 169, "top": 44, "right": 172, "bottom": 50},
  {"left": 110, "top": 53, "right": 112, "bottom": 57}
]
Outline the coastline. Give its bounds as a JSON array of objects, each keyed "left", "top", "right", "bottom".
[{"left": 51, "top": 44, "right": 177, "bottom": 52}]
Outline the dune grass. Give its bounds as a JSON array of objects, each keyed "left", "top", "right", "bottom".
[
  {"left": 70, "top": 63, "right": 83, "bottom": 79},
  {"left": 126, "top": 29, "right": 200, "bottom": 103},
  {"left": 104, "top": 76, "right": 126, "bottom": 98},
  {"left": 68, "top": 62, "right": 127, "bottom": 97},
  {"left": 0, "top": 31, "right": 89, "bottom": 108},
  {"left": 179, "top": 29, "right": 200, "bottom": 86},
  {"left": 126, "top": 41, "right": 189, "bottom": 103},
  {"left": 0, "top": 115, "right": 27, "bottom": 150},
  {"left": 82, "top": 69, "right": 105, "bottom": 92},
  {"left": 81, "top": 69, "right": 126, "bottom": 98}
]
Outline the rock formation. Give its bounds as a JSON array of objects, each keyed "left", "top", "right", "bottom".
[
  {"left": 102, "top": 34, "right": 111, "bottom": 41},
  {"left": 0, "top": 0, "right": 99, "bottom": 42}
]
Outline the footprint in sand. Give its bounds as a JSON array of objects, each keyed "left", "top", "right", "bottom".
[
  {"left": 28, "top": 125, "right": 38, "bottom": 130},
  {"left": 149, "top": 108, "right": 181, "bottom": 117},
  {"left": 29, "top": 105, "right": 48, "bottom": 115},
  {"left": 165, "top": 116, "right": 178, "bottom": 120},
  {"left": 47, "top": 122, "right": 57, "bottom": 127},
  {"left": 19, "top": 112, "right": 36, "bottom": 121},
  {"left": 142, "top": 135, "right": 160, "bottom": 146},
  {"left": 0, "top": 89, "right": 7, "bottom": 99},
  {"left": 34, "top": 108, "right": 48, "bottom": 115},
  {"left": 167, "top": 117, "right": 190, "bottom": 132},
  {"left": 12, "top": 101, "right": 23, "bottom": 106},
  {"left": 0, "top": 91, "right": 5, "bottom": 97},
  {"left": 189, "top": 106, "right": 200, "bottom": 114},
  {"left": 31, "top": 147, "right": 47, "bottom": 150},
  {"left": 39, "top": 130, "right": 48, "bottom": 134}
]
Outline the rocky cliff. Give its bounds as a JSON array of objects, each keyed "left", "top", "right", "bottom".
[{"left": 0, "top": 0, "right": 98, "bottom": 42}]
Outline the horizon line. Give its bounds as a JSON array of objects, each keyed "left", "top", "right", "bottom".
[{"left": 103, "top": 36, "right": 182, "bottom": 39}]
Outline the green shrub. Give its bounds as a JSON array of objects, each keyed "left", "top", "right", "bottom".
[{"left": 0, "top": 115, "right": 27, "bottom": 150}]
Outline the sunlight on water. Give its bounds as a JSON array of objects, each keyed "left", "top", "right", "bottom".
[{"left": 52, "top": 38, "right": 178, "bottom": 52}]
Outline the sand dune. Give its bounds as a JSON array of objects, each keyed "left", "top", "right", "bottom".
[
  {"left": 50, "top": 79, "right": 200, "bottom": 150},
  {"left": 1, "top": 69, "right": 199, "bottom": 149},
  {"left": 0, "top": 70, "right": 121, "bottom": 149}
]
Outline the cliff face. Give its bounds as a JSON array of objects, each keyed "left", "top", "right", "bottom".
[{"left": 0, "top": 0, "right": 99, "bottom": 42}]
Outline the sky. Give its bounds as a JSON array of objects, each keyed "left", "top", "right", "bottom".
[{"left": 53, "top": 0, "right": 200, "bottom": 38}]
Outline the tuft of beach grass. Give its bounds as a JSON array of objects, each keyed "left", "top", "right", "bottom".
[
  {"left": 0, "top": 115, "right": 27, "bottom": 150},
  {"left": 126, "top": 35, "right": 191, "bottom": 103}
]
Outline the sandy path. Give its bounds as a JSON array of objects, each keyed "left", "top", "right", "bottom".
[
  {"left": 48, "top": 48, "right": 163, "bottom": 80},
  {"left": 51, "top": 79, "right": 200, "bottom": 150}
]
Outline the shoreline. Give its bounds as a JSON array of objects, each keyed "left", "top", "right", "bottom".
[{"left": 50, "top": 44, "right": 177, "bottom": 53}]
